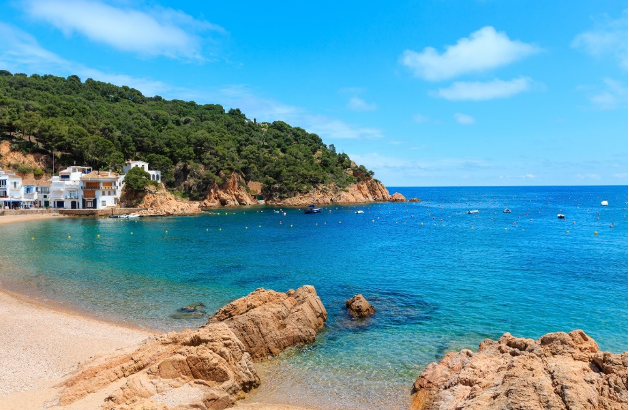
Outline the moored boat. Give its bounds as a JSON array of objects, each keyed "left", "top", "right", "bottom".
[
  {"left": 503, "top": 208, "right": 511, "bottom": 213},
  {"left": 304, "top": 204, "right": 321, "bottom": 214},
  {"left": 557, "top": 214, "right": 565, "bottom": 219},
  {"left": 601, "top": 200, "right": 608, "bottom": 206},
  {"left": 467, "top": 210, "right": 479, "bottom": 214}
]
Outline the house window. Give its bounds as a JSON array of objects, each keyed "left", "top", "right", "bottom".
[{"left": 101, "top": 200, "right": 106, "bottom": 207}]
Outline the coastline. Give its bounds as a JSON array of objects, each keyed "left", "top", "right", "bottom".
[
  {"left": 0, "top": 286, "right": 316, "bottom": 410},
  {"left": 0, "top": 212, "right": 67, "bottom": 225}
]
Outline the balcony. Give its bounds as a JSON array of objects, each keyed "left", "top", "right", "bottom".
[
  {"left": 83, "top": 189, "right": 96, "bottom": 198},
  {"left": 84, "top": 182, "right": 100, "bottom": 190}
]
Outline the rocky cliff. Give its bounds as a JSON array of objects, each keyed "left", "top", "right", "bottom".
[
  {"left": 59, "top": 286, "right": 327, "bottom": 410},
  {"left": 121, "top": 185, "right": 202, "bottom": 216},
  {"left": 201, "top": 174, "right": 258, "bottom": 207},
  {"left": 410, "top": 330, "right": 628, "bottom": 410},
  {"left": 266, "top": 178, "right": 391, "bottom": 207}
]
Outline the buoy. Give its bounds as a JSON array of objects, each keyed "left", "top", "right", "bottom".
[
  {"left": 245, "top": 226, "right": 248, "bottom": 229},
  {"left": 206, "top": 228, "right": 208, "bottom": 231},
  {"left": 372, "top": 220, "right": 374, "bottom": 222},
  {"left": 130, "top": 232, "right": 133, "bottom": 235},
  {"left": 68, "top": 235, "right": 71, "bottom": 239},
  {"left": 594, "top": 231, "right": 598, "bottom": 235},
  {"left": 258, "top": 225, "right": 261, "bottom": 228},
  {"left": 290, "top": 224, "right": 293, "bottom": 228},
  {"left": 97, "top": 234, "right": 100, "bottom": 238},
  {"left": 339, "top": 221, "right": 342, "bottom": 224},
  {"left": 219, "top": 228, "right": 222, "bottom": 231},
  {"left": 504, "top": 228, "right": 507, "bottom": 230},
  {"left": 566, "top": 231, "right": 569, "bottom": 234},
  {"left": 31, "top": 237, "right": 34, "bottom": 240},
  {"left": 421, "top": 222, "right": 423, "bottom": 225},
  {"left": 471, "top": 226, "right": 474, "bottom": 229}
]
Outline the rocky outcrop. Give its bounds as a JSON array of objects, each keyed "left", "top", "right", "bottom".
[
  {"left": 345, "top": 294, "right": 375, "bottom": 318},
  {"left": 202, "top": 174, "right": 258, "bottom": 207},
  {"left": 266, "top": 178, "right": 390, "bottom": 207},
  {"left": 209, "top": 286, "right": 327, "bottom": 359},
  {"left": 408, "top": 198, "right": 421, "bottom": 202},
  {"left": 0, "top": 140, "right": 51, "bottom": 171},
  {"left": 410, "top": 330, "right": 628, "bottom": 410},
  {"left": 59, "top": 286, "right": 327, "bottom": 410},
  {"left": 122, "top": 185, "right": 201, "bottom": 216},
  {"left": 389, "top": 192, "right": 406, "bottom": 202}
]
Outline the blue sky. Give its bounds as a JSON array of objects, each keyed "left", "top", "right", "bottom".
[{"left": 0, "top": 0, "right": 626, "bottom": 186}]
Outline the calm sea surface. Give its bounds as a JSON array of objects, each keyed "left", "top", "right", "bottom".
[{"left": 1, "top": 186, "right": 627, "bottom": 409}]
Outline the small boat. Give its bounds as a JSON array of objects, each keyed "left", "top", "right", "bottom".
[
  {"left": 355, "top": 210, "right": 364, "bottom": 214},
  {"left": 466, "top": 210, "right": 479, "bottom": 214},
  {"left": 304, "top": 204, "right": 321, "bottom": 214},
  {"left": 557, "top": 214, "right": 565, "bottom": 219},
  {"left": 503, "top": 209, "right": 511, "bottom": 213},
  {"left": 127, "top": 213, "right": 140, "bottom": 218},
  {"left": 601, "top": 200, "right": 608, "bottom": 206}
]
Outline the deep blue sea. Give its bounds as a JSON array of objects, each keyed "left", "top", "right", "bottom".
[{"left": 0, "top": 186, "right": 627, "bottom": 409}]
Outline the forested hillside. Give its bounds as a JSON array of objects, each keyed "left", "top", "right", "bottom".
[{"left": 0, "top": 71, "right": 375, "bottom": 199}]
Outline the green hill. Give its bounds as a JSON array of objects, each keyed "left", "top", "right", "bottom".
[{"left": 0, "top": 71, "right": 376, "bottom": 200}]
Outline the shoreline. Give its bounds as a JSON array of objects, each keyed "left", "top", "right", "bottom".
[
  {"left": 0, "top": 286, "right": 316, "bottom": 410},
  {"left": 0, "top": 212, "right": 67, "bottom": 225}
]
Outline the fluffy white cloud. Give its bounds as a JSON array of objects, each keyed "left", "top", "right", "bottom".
[
  {"left": 23, "top": 0, "right": 224, "bottom": 60},
  {"left": 347, "top": 97, "right": 377, "bottom": 111},
  {"left": 589, "top": 78, "right": 628, "bottom": 109},
  {"left": 454, "top": 113, "right": 476, "bottom": 124},
  {"left": 435, "top": 77, "right": 532, "bottom": 101},
  {"left": 400, "top": 26, "right": 541, "bottom": 81},
  {"left": 571, "top": 12, "right": 628, "bottom": 69},
  {"left": 0, "top": 23, "right": 170, "bottom": 96}
]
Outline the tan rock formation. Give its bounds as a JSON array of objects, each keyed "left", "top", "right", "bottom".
[
  {"left": 408, "top": 198, "right": 421, "bottom": 202},
  {"left": 409, "top": 330, "right": 628, "bottom": 410},
  {"left": 0, "top": 140, "right": 51, "bottom": 171},
  {"left": 345, "top": 294, "right": 375, "bottom": 318},
  {"left": 209, "top": 286, "right": 327, "bottom": 360},
  {"left": 202, "top": 174, "right": 257, "bottom": 207},
  {"left": 122, "top": 185, "right": 201, "bottom": 216},
  {"left": 58, "top": 286, "right": 327, "bottom": 410},
  {"left": 389, "top": 192, "right": 406, "bottom": 202},
  {"left": 266, "top": 179, "right": 390, "bottom": 207}
]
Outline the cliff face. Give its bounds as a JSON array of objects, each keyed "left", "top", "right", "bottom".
[
  {"left": 201, "top": 174, "right": 258, "bottom": 207},
  {"left": 0, "top": 141, "right": 51, "bottom": 171},
  {"left": 266, "top": 178, "right": 391, "bottom": 206},
  {"left": 59, "top": 286, "right": 327, "bottom": 410},
  {"left": 410, "top": 330, "right": 628, "bottom": 410}
]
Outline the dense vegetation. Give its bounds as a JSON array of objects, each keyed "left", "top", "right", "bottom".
[{"left": 0, "top": 71, "right": 375, "bottom": 199}]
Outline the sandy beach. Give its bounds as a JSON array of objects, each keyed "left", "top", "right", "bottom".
[
  {"left": 0, "top": 212, "right": 67, "bottom": 225},
  {"left": 0, "top": 287, "right": 314, "bottom": 410}
]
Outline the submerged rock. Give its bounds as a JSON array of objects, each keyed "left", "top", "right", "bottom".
[
  {"left": 170, "top": 302, "right": 208, "bottom": 319},
  {"left": 409, "top": 329, "right": 628, "bottom": 410},
  {"left": 408, "top": 197, "right": 421, "bottom": 202},
  {"left": 346, "top": 294, "right": 375, "bottom": 318},
  {"left": 59, "top": 285, "right": 327, "bottom": 410}
]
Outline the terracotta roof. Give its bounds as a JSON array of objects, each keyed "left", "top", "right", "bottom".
[
  {"left": 81, "top": 171, "right": 120, "bottom": 180},
  {"left": 22, "top": 178, "right": 52, "bottom": 185}
]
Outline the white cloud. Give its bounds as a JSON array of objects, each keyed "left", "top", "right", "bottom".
[
  {"left": 0, "top": 23, "right": 170, "bottom": 96},
  {"left": 23, "top": 0, "right": 224, "bottom": 60},
  {"left": 499, "top": 174, "right": 535, "bottom": 180},
  {"left": 400, "top": 26, "right": 541, "bottom": 81},
  {"left": 583, "top": 78, "right": 628, "bottom": 110},
  {"left": 435, "top": 77, "right": 532, "bottom": 101},
  {"left": 347, "top": 97, "right": 377, "bottom": 111},
  {"left": 339, "top": 87, "right": 365, "bottom": 94},
  {"left": 303, "top": 115, "right": 383, "bottom": 139},
  {"left": 454, "top": 113, "right": 476, "bottom": 124},
  {"left": 571, "top": 11, "right": 628, "bottom": 69},
  {"left": 413, "top": 113, "right": 430, "bottom": 123}
]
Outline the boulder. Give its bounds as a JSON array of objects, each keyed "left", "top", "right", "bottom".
[
  {"left": 209, "top": 285, "right": 327, "bottom": 359},
  {"left": 345, "top": 294, "right": 375, "bottom": 318},
  {"left": 409, "top": 329, "right": 628, "bottom": 410},
  {"left": 408, "top": 197, "right": 421, "bottom": 202},
  {"left": 59, "top": 286, "right": 327, "bottom": 410},
  {"left": 389, "top": 192, "right": 406, "bottom": 202},
  {"left": 170, "top": 302, "right": 208, "bottom": 319}
]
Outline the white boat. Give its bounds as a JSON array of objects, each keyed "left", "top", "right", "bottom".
[
  {"left": 466, "top": 210, "right": 479, "bottom": 214},
  {"left": 127, "top": 213, "right": 140, "bottom": 218},
  {"left": 557, "top": 214, "right": 565, "bottom": 219},
  {"left": 503, "top": 208, "right": 511, "bottom": 213},
  {"left": 355, "top": 210, "right": 364, "bottom": 214},
  {"left": 601, "top": 200, "right": 608, "bottom": 206}
]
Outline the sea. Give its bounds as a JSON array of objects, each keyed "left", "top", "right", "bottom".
[{"left": 0, "top": 186, "right": 627, "bottom": 409}]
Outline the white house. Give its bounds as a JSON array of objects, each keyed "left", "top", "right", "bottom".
[
  {"left": 50, "top": 166, "right": 92, "bottom": 209},
  {"left": 122, "top": 160, "right": 161, "bottom": 183},
  {"left": 0, "top": 170, "right": 24, "bottom": 210},
  {"left": 80, "top": 170, "right": 124, "bottom": 209}
]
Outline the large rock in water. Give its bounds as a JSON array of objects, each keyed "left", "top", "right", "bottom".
[
  {"left": 345, "top": 294, "right": 375, "bottom": 318},
  {"left": 410, "top": 330, "right": 628, "bottom": 410},
  {"left": 59, "top": 285, "right": 327, "bottom": 410}
]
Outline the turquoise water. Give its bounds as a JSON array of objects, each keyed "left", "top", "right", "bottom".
[{"left": 0, "top": 186, "right": 627, "bottom": 409}]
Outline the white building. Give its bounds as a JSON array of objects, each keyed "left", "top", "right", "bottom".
[
  {"left": 80, "top": 170, "right": 124, "bottom": 209},
  {"left": 122, "top": 160, "right": 161, "bottom": 183},
  {"left": 0, "top": 170, "right": 24, "bottom": 209},
  {"left": 50, "top": 166, "right": 91, "bottom": 209}
]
